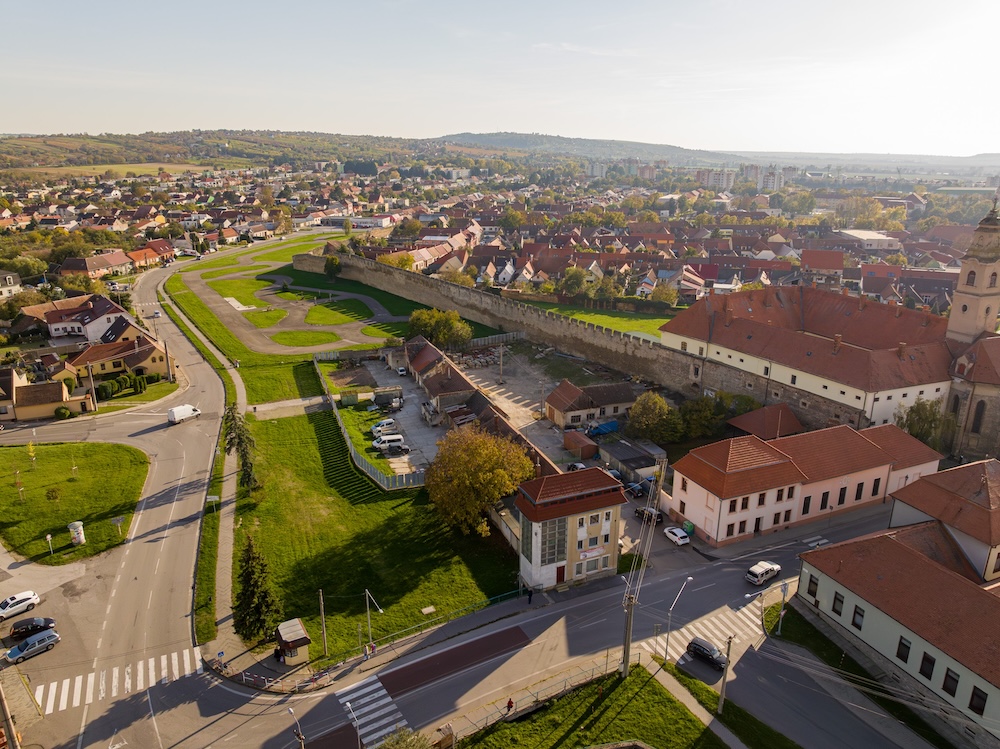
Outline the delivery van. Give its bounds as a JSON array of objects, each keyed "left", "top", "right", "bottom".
[
  {"left": 167, "top": 404, "right": 202, "bottom": 424},
  {"left": 371, "top": 418, "right": 396, "bottom": 435},
  {"left": 372, "top": 434, "right": 405, "bottom": 451}
]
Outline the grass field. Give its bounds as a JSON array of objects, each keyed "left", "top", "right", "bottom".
[
  {"left": 251, "top": 239, "right": 334, "bottom": 263},
  {"left": 304, "top": 298, "right": 374, "bottom": 326},
  {"left": 360, "top": 322, "right": 408, "bottom": 339},
  {"left": 0, "top": 443, "right": 148, "bottom": 564},
  {"left": 336, "top": 403, "right": 393, "bottom": 475},
  {"left": 270, "top": 331, "right": 341, "bottom": 347},
  {"left": 194, "top": 448, "right": 226, "bottom": 644},
  {"left": 525, "top": 301, "right": 672, "bottom": 338},
  {"left": 18, "top": 162, "right": 205, "bottom": 178},
  {"left": 243, "top": 308, "right": 288, "bottom": 328},
  {"left": 238, "top": 412, "right": 516, "bottom": 659},
  {"left": 275, "top": 266, "right": 426, "bottom": 317},
  {"left": 160, "top": 297, "right": 236, "bottom": 405},
  {"left": 206, "top": 278, "right": 272, "bottom": 308},
  {"left": 463, "top": 670, "right": 726, "bottom": 749},
  {"left": 165, "top": 274, "right": 321, "bottom": 404},
  {"left": 93, "top": 379, "right": 179, "bottom": 414}
]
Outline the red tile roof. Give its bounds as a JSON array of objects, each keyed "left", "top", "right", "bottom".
[
  {"left": 516, "top": 468, "right": 626, "bottom": 522},
  {"left": 727, "top": 403, "right": 805, "bottom": 440},
  {"left": 770, "top": 425, "right": 894, "bottom": 483},
  {"left": 673, "top": 435, "right": 806, "bottom": 499},
  {"left": 859, "top": 424, "right": 943, "bottom": 469}
]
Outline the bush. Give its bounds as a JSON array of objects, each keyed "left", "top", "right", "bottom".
[
  {"left": 97, "top": 383, "right": 116, "bottom": 401},
  {"left": 147, "top": 372, "right": 161, "bottom": 383},
  {"left": 54, "top": 406, "right": 72, "bottom": 420}
]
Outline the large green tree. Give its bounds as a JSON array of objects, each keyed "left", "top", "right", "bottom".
[
  {"left": 425, "top": 426, "right": 534, "bottom": 536},
  {"left": 224, "top": 403, "right": 259, "bottom": 490},
  {"left": 894, "top": 397, "right": 955, "bottom": 452},
  {"left": 408, "top": 308, "right": 473, "bottom": 349},
  {"left": 625, "top": 392, "right": 685, "bottom": 444},
  {"left": 556, "top": 267, "right": 588, "bottom": 296},
  {"left": 680, "top": 396, "right": 724, "bottom": 440},
  {"left": 233, "top": 534, "right": 283, "bottom": 642}
]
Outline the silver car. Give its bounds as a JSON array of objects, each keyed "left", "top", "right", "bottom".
[{"left": 4, "top": 629, "right": 60, "bottom": 664}]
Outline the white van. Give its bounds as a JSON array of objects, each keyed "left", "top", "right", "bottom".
[
  {"left": 372, "top": 434, "right": 405, "bottom": 451},
  {"left": 167, "top": 404, "right": 202, "bottom": 424},
  {"left": 371, "top": 418, "right": 396, "bottom": 435},
  {"left": 745, "top": 561, "right": 781, "bottom": 586}
]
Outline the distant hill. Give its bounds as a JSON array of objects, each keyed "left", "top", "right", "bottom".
[
  {"left": 440, "top": 132, "right": 739, "bottom": 166},
  {"left": 727, "top": 150, "right": 1000, "bottom": 174}
]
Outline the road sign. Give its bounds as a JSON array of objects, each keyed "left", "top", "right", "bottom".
[{"left": 217, "top": 651, "right": 224, "bottom": 659}]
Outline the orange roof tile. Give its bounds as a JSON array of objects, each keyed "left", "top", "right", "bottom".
[
  {"left": 673, "top": 435, "right": 806, "bottom": 499},
  {"left": 859, "top": 424, "right": 943, "bottom": 470}
]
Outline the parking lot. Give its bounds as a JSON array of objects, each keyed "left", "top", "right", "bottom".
[{"left": 362, "top": 361, "right": 444, "bottom": 472}]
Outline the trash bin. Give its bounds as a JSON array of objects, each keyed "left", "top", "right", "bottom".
[
  {"left": 68, "top": 521, "right": 86, "bottom": 546},
  {"left": 682, "top": 520, "right": 695, "bottom": 536}
]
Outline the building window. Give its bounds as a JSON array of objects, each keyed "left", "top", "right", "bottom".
[
  {"left": 741, "top": 496, "right": 749, "bottom": 510},
  {"left": 577, "top": 540, "right": 584, "bottom": 551},
  {"left": 787, "top": 486, "right": 795, "bottom": 499},
  {"left": 679, "top": 500, "right": 686, "bottom": 514},
  {"left": 807, "top": 575, "right": 818, "bottom": 597},
  {"left": 970, "top": 687, "right": 988, "bottom": 716},
  {"left": 764, "top": 366, "right": 770, "bottom": 376},
  {"left": 773, "top": 512, "right": 781, "bottom": 525},
  {"left": 919, "top": 652, "right": 936, "bottom": 679},
  {"left": 575, "top": 562, "right": 583, "bottom": 576},
  {"left": 605, "top": 511, "right": 611, "bottom": 521},
  {"left": 603, "top": 534, "right": 610, "bottom": 544},
  {"left": 851, "top": 606, "right": 864, "bottom": 630},
  {"left": 791, "top": 375, "right": 797, "bottom": 385},
  {"left": 693, "top": 366, "right": 700, "bottom": 377},
  {"left": 578, "top": 517, "right": 585, "bottom": 528},
  {"left": 726, "top": 523, "right": 734, "bottom": 537},
  {"left": 972, "top": 400, "right": 986, "bottom": 434},
  {"left": 681, "top": 341, "right": 688, "bottom": 352},
  {"left": 599, "top": 407, "right": 606, "bottom": 416},
  {"left": 942, "top": 669, "right": 960, "bottom": 697},
  {"left": 612, "top": 406, "right": 619, "bottom": 414},
  {"left": 602, "top": 555, "right": 609, "bottom": 569},
  {"left": 729, "top": 499, "right": 737, "bottom": 513},
  {"left": 590, "top": 514, "right": 599, "bottom": 525},
  {"left": 540, "top": 518, "right": 567, "bottom": 566},
  {"left": 698, "top": 347, "right": 704, "bottom": 356},
  {"left": 896, "top": 637, "right": 911, "bottom": 663},
  {"left": 991, "top": 272, "right": 998, "bottom": 288},
  {"left": 837, "top": 487, "right": 847, "bottom": 506},
  {"left": 681, "top": 478, "right": 688, "bottom": 491},
  {"left": 570, "top": 415, "right": 582, "bottom": 424},
  {"left": 757, "top": 493, "right": 765, "bottom": 507},
  {"left": 783, "top": 509, "right": 792, "bottom": 522},
  {"left": 520, "top": 515, "right": 532, "bottom": 561},
  {"left": 585, "top": 558, "right": 599, "bottom": 573},
  {"left": 832, "top": 592, "right": 844, "bottom": 616},
  {"left": 589, "top": 536, "right": 599, "bottom": 548},
  {"left": 886, "top": 395, "right": 892, "bottom": 401},
  {"left": 802, "top": 495, "right": 811, "bottom": 515},
  {"left": 820, "top": 491, "right": 830, "bottom": 510},
  {"left": 855, "top": 482, "right": 864, "bottom": 501},
  {"left": 738, "top": 520, "right": 747, "bottom": 534},
  {"left": 872, "top": 478, "right": 881, "bottom": 496},
  {"left": 776, "top": 488, "right": 784, "bottom": 502},
  {"left": 966, "top": 270, "right": 977, "bottom": 286}
]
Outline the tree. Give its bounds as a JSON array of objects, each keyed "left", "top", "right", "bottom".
[
  {"left": 649, "top": 285, "right": 678, "bottom": 306},
  {"left": 233, "top": 534, "right": 283, "bottom": 641},
  {"left": 497, "top": 207, "right": 526, "bottom": 233},
  {"left": 625, "top": 392, "right": 685, "bottom": 444},
  {"left": 380, "top": 728, "right": 433, "bottom": 749},
  {"left": 377, "top": 253, "right": 415, "bottom": 270},
  {"left": 343, "top": 218, "right": 353, "bottom": 235},
  {"left": 425, "top": 426, "right": 534, "bottom": 536},
  {"left": 408, "top": 308, "right": 472, "bottom": 348},
  {"left": 885, "top": 252, "right": 908, "bottom": 266},
  {"left": 324, "top": 255, "right": 341, "bottom": 281},
  {"left": 894, "top": 397, "right": 955, "bottom": 452},
  {"left": 680, "top": 396, "right": 723, "bottom": 439},
  {"left": 224, "top": 403, "right": 259, "bottom": 490},
  {"left": 556, "top": 267, "right": 588, "bottom": 296},
  {"left": 391, "top": 218, "right": 423, "bottom": 239},
  {"left": 439, "top": 269, "right": 475, "bottom": 287}
]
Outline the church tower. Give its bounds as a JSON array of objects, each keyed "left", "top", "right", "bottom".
[{"left": 946, "top": 195, "right": 1000, "bottom": 344}]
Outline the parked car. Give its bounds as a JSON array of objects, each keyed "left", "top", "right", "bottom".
[
  {"left": 664, "top": 527, "right": 690, "bottom": 546},
  {"left": 0, "top": 591, "right": 40, "bottom": 622},
  {"left": 9, "top": 617, "right": 56, "bottom": 640},
  {"left": 371, "top": 418, "right": 397, "bottom": 435},
  {"left": 625, "top": 481, "right": 650, "bottom": 498},
  {"left": 567, "top": 462, "right": 587, "bottom": 472},
  {"left": 4, "top": 630, "right": 60, "bottom": 664},
  {"left": 745, "top": 561, "right": 782, "bottom": 586},
  {"left": 634, "top": 507, "right": 663, "bottom": 524},
  {"left": 397, "top": 367, "right": 407, "bottom": 376},
  {"left": 686, "top": 636, "right": 727, "bottom": 671},
  {"left": 383, "top": 444, "right": 411, "bottom": 456}
]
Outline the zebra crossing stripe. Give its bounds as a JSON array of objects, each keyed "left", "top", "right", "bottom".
[
  {"left": 171, "top": 651, "right": 180, "bottom": 682},
  {"left": 58, "top": 678, "right": 70, "bottom": 712},
  {"left": 137, "top": 659, "right": 144, "bottom": 690},
  {"left": 86, "top": 672, "right": 94, "bottom": 704},
  {"left": 148, "top": 657, "right": 156, "bottom": 687},
  {"left": 160, "top": 654, "right": 168, "bottom": 684},
  {"left": 72, "top": 675, "right": 82, "bottom": 708},
  {"left": 111, "top": 667, "right": 119, "bottom": 698},
  {"left": 45, "top": 682, "right": 57, "bottom": 715},
  {"left": 124, "top": 664, "right": 132, "bottom": 694},
  {"left": 34, "top": 684, "right": 43, "bottom": 706},
  {"left": 194, "top": 648, "right": 204, "bottom": 674},
  {"left": 182, "top": 648, "right": 191, "bottom": 677}
]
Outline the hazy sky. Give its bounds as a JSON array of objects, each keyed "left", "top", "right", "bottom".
[{"left": 3, "top": 0, "right": 996, "bottom": 156}]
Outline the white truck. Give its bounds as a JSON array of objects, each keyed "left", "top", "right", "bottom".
[{"left": 167, "top": 404, "right": 201, "bottom": 424}]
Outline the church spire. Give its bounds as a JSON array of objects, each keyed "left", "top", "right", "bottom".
[{"left": 966, "top": 189, "right": 1000, "bottom": 262}]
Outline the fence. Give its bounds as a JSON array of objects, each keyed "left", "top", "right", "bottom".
[
  {"left": 312, "top": 356, "right": 426, "bottom": 490},
  {"left": 454, "top": 330, "right": 525, "bottom": 351}
]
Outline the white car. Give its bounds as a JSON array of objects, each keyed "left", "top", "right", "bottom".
[
  {"left": 664, "top": 527, "right": 690, "bottom": 546},
  {"left": 0, "top": 591, "right": 40, "bottom": 622}
]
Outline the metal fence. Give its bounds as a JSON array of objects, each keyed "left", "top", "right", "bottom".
[
  {"left": 312, "top": 356, "right": 426, "bottom": 490},
  {"left": 455, "top": 330, "right": 525, "bottom": 351}
]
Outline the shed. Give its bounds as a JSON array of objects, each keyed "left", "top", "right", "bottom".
[
  {"left": 563, "top": 430, "right": 598, "bottom": 460},
  {"left": 275, "top": 618, "right": 311, "bottom": 666}
]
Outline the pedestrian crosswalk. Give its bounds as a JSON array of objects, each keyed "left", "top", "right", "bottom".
[
  {"left": 337, "top": 676, "right": 408, "bottom": 747},
  {"left": 32, "top": 647, "right": 204, "bottom": 715},
  {"left": 803, "top": 534, "right": 830, "bottom": 548},
  {"left": 642, "top": 603, "right": 763, "bottom": 665}
]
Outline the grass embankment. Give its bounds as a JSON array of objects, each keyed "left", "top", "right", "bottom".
[
  {"left": 199, "top": 263, "right": 273, "bottom": 280},
  {"left": 0, "top": 443, "right": 148, "bottom": 564},
  {"left": 93, "top": 379, "right": 179, "bottom": 414},
  {"left": 244, "top": 309, "right": 288, "bottom": 328},
  {"left": 237, "top": 411, "right": 516, "bottom": 660},
  {"left": 164, "top": 274, "right": 320, "bottom": 404},
  {"left": 766, "top": 606, "right": 956, "bottom": 749},
  {"left": 205, "top": 278, "right": 272, "bottom": 308},
  {"left": 524, "top": 301, "right": 673, "bottom": 338},
  {"left": 270, "top": 331, "right": 342, "bottom": 347},
  {"left": 336, "top": 403, "right": 393, "bottom": 475},
  {"left": 463, "top": 670, "right": 726, "bottom": 749},
  {"left": 304, "top": 298, "right": 374, "bottom": 326},
  {"left": 361, "top": 322, "right": 409, "bottom": 339}
]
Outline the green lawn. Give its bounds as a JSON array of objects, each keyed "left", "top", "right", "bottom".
[
  {"left": 0, "top": 443, "right": 148, "bottom": 564},
  {"left": 270, "top": 331, "right": 342, "bottom": 347},
  {"left": 336, "top": 403, "right": 393, "bottom": 475},
  {"left": 525, "top": 301, "right": 673, "bottom": 338},
  {"left": 180, "top": 255, "right": 243, "bottom": 274},
  {"left": 766, "top": 605, "right": 955, "bottom": 749},
  {"left": 243, "top": 308, "right": 288, "bottom": 328},
  {"left": 237, "top": 412, "right": 516, "bottom": 660},
  {"left": 160, "top": 297, "right": 236, "bottom": 405},
  {"left": 251, "top": 238, "right": 335, "bottom": 263},
  {"left": 205, "top": 278, "right": 272, "bottom": 308},
  {"left": 199, "top": 263, "right": 272, "bottom": 280},
  {"left": 464, "top": 670, "right": 725, "bottom": 749},
  {"left": 360, "top": 322, "right": 408, "bottom": 340},
  {"left": 164, "top": 274, "right": 321, "bottom": 404},
  {"left": 276, "top": 290, "right": 319, "bottom": 302},
  {"left": 92, "top": 379, "right": 179, "bottom": 414},
  {"left": 194, "top": 448, "right": 226, "bottom": 644},
  {"left": 272, "top": 266, "right": 426, "bottom": 317},
  {"left": 304, "top": 298, "right": 374, "bottom": 326},
  {"left": 664, "top": 662, "right": 802, "bottom": 749}
]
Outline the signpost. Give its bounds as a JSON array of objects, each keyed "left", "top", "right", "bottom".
[
  {"left": 46, "top": 534, "right": 53, "bottom": 556},
  {"left": 112, "top": 516, "right": 125, "bottom": 537}
]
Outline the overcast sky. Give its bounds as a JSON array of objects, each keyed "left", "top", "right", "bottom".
[{"left": 3, "top": 0, "right": 996, "bottom": 156}]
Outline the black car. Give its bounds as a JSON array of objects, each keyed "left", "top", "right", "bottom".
[
  {"left": 9, "top": 617, "right": 57, "bottom": 640},
  {"left": 634, "top": 507, "right": 663, "bottom": 524},
  {"left": 686, "top": 636, "right": 728, "bottom": 671}
]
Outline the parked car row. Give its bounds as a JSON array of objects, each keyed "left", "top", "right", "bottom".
[
  {"left": 370, "top": 418, "right": 411, "bottom": 454},
  {"left": 1, "top": 591, "right": 60, "bottom": 665}
]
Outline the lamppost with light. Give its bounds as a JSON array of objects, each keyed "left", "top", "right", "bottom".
[
  {"left": 345, "top": 700, "right": 363, "bottom": 749},
  {"left": 664, "top": 576, "right": 694, "bottom": 663},
  {"left": 287, "top": 707, "right": 305, "bottom": 749},
  {"left": 364, "top": 588, "right": 383, "bottom": 657}
]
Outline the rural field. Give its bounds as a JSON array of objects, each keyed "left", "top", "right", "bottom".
[{"left": 18, "top": 162, "right": 206, "bottom": 177}]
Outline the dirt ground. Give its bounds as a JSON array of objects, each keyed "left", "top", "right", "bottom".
[{"left": 322, "top": 361, "right": 378, "bottom": 390}]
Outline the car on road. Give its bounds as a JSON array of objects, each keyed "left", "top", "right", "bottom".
[
  {"left": 397, "top": 367, "right": 407, "bottom": 376},
  {"left": 745, "top": 561, "right": 782, "bottom": 585},
  {"left": 153, "top": 310, "right": 162, "bottom": 318},
  {"left": 9, "top": 617, "right": 56, "bottom": 640},
  {"left": 664, "top": 527, "right": 690, "bottom": 546},
  {"left": 686, "top": 636, "right": 728, "bottom": 671},
  {"left": 4, "top": 630, "right": 60, "bottom": 664},
  {"left": 0, "top": 591, "right": 40, "bottom": 622},
  {"left": 634, "top": 507, "right": 663, "bottom": 524},
  {"left": 567, "top": 462, "right": 587, "bottom": 471}
]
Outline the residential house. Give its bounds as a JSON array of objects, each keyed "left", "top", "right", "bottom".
[
  {"left": 545, "top": 379, "right": 636, "bottom": 429},
  {"left": 1, "top": 271, "right": 22, "bottom": 298},
  {"left": 64, "top": 336, "right": 170, "bottom": 380},
  {"left": 0, "top": 366, "right": 94, "bottom": 421},
  {"left": 45, "top": 295, "right": 132, "bottom": 341},
  {"left": 515, "top": 468, "right": 627, "bottom": 590},
  {"left": 59, "top": 250, "right": 133, "bottom": 279},
  {"left": 669, "top": 424, "right": 941, "bottom": 546},
  {"left": 798, "top": 460, "right": 1000, "bottom": 747},
  {"left": 126, "top": 247, "right": 162, "bottom": 270}
]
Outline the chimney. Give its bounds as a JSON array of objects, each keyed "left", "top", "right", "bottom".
[
  {"left": 811, "top": 280, "right": 817, "bottom": 289},
  {"left": 896, "top": 304, "right": 902, "bottom": 318},
  {"left": 841, "top": 287, "right": 850, "bottom": 296},
  {"left": 833, "top": 334, "right": 842, "bottom": 354},
  {"left": 921, "top": 304, "right": 930, "bottom": 313},
  {"left": 858, "top": 296, "right": 867, "bottom": 310},
  {"left": 709, "top": 287, "right": 715, "bottom": 296},
  {"left": 725, "top": 308, "right": 733, "bottom": 327},
  {"left": 887, "top": 299, "right": 897, "bottom": 307},
  {"left": 897, "top": 342, "right": 907, "bottom": 359}
]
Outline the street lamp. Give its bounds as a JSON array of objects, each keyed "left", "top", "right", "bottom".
[
  {"left": 745, "top": 590, "right": 770, "bottom": 632},
  {"left": 364, "top": 588, "right": 383, "bottom": 656},
  {"left": 664, "top": 576, "right": 694, "bottom": 663},
  {"left": 287, "top": 706, "right": 305, "bottom": 749},
  {"left": 345, "top": 700, "right": 363, "bottom": 749}
]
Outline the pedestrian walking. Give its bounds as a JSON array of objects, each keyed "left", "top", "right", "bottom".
[
  {"left": 506, "top": 697, "right": 514, "bottom": 714},
  {"left": 527, "top": 588, "right": 533, "bottom": 604}
]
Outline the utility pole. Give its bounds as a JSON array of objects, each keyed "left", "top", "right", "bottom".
[
  {"left": 716, "top": 635, "right": 735, "bottom": 715},
  {"left": 0, "top": 678, "right": 21, "bottom": 749},
  {"left": 777, "top": 581, "right": 789, "bottom": 636},
  {"left": 620, "top": 592, "right": 636, "bottom": 678},
  {"left": 319, "top": 589, "right": 328, "bottom": 656}
]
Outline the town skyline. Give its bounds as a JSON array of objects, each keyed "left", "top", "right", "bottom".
[{"left": 4, "top": 0, "right": 996, "bottom": 157}]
